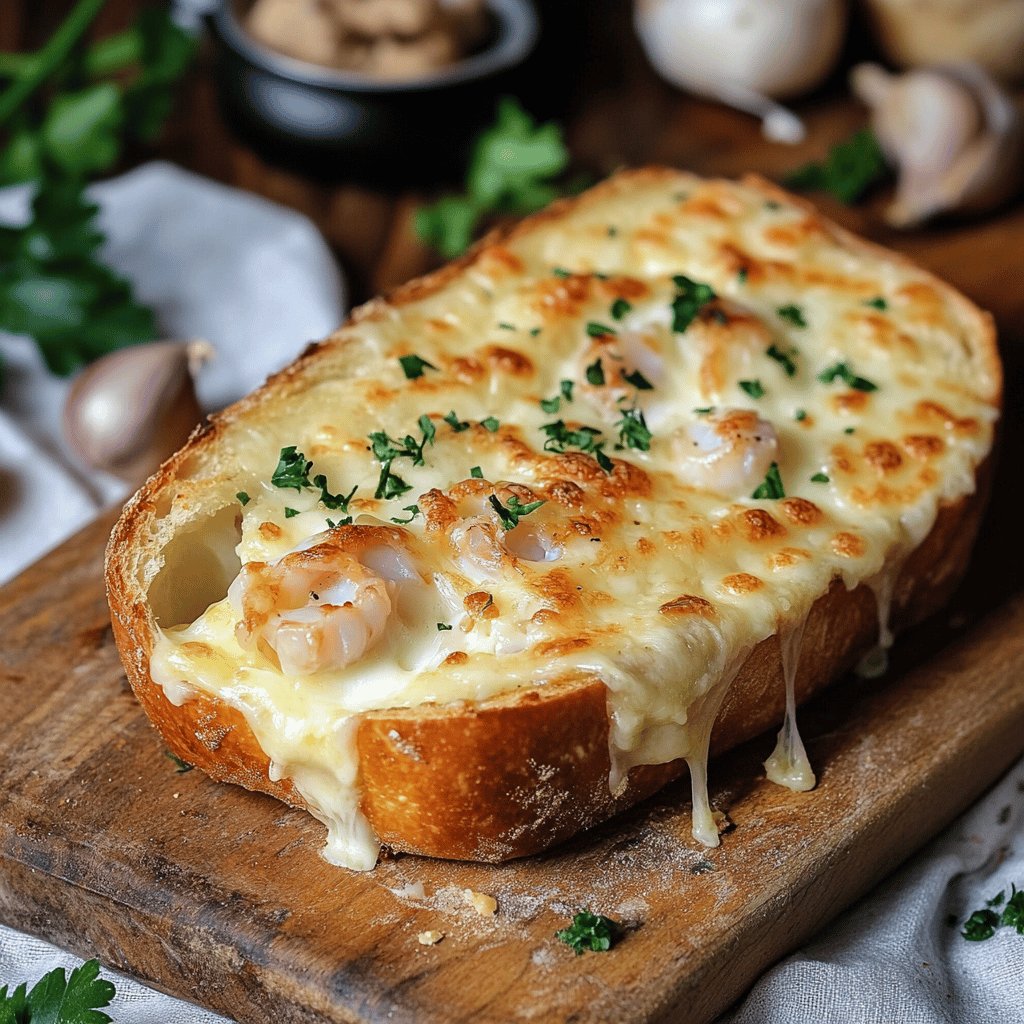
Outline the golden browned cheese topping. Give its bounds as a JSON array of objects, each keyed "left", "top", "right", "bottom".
[{"left": 149, "top": 171, "right": 998, "bottom": 870}]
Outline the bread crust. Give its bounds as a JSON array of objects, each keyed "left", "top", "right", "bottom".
[{"left": 105, "top": 168, "right": 1001, "bottom": 863}]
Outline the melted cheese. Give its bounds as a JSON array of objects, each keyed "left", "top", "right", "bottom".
[{"left": 148, "top": 172, "right": 998, "bottom": 870}]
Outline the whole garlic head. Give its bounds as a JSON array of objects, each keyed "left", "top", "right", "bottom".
[
  {"left": 852, "top": 62, "right": 1024, "bottom": 227},
  {"left": 634, "top": 0, "right": 848, "bottom": 101}
]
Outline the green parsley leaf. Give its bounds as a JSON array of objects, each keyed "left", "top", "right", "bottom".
[
  {"left": 671, "top": 274, "right": 717, "bottom": 333},
  {"left": 271, "top": 446, "right": 313, "bottom": 491},
  {"left": 375, "top": 464, "right": 412, "bottom": 500},
  {"left": 607, "top": 225, "right": 618, "bottom": 237},
  {"left": 693, "top": 406, "right": 714, "bottom": 416},
  {"left": 555, "top": 911, "right": 619, "bottom": 955},
  {"left": 552, "top": 266, "right": 572, "bottom": 278},
  {"left": 164, "top": 750, "right": 193, "bottom": 773},
  {"left": 540, "top": 419, "right": 614, "bottom": 473},
  {"left": 398, "top": 353, "right": 437, "bottom": 379},
  {"left": 784, "top": 128, "right": 889, "bottom": 205},
  {"left": 390, "top": 504, "right": 421, "bottom": 525},
  {"left": 444, "top": 410, "right": 470, "bottom": 432},
  {"left": 962, "top": 908, "right": 1001, "bottom": 942},
  {"left": 621, "top": 368, "right": 654, "bottom": 391},
  {"left": 312, "top": 475, "right": 357, "bottom": 512},
  {"left": 795, "top": 409, "right": 807, "bottom": 422},
  {"left": 560, "top": 379, "right": 574, "bottom": 401},
  {"left": 586, "top": 321, "right": 616, "bottom": 338},
  {"left": 864, "top": 296, "right": 888, "bottom": 310},
  {"left": 540, "top": 396, "right": 561, "bottom": 413},
  {"left": 777, "top": 304, "right": 806, "bottom": 328},
  {"left": 752, "top": 462, "right": 785, "bottom": 499},
  {"left": 585, "top": 358, "right": 605, "bottom": 386},
  {"left": 1001, "top": 885, "right": 1024, "bottom": 933},
  {"left": 611, "top": 297, "right": 632, "bottom": 320},
  {"left": 616, "top": 405, "right": 652, "bottom": 452},
  {"left": 739, "top": 379, "right": 765, "bottom": 399},
  {"left": 470, "top": 465, "right": 483, "bottom": 478},
  {"left": 0, "top": 958, "right": 117, "bottom": 1023},
  {"left": 437, "top": 622, "right": 453, "bottom": 631},
  {"left": 480, "top": 416, "right": 500, "bottom": 432},
  {"left": 817, "top": 361, "right": 878, "bottom": 392},
  {"left": 236, "top": 491, "right": 251, "bottom": 506},
  {"left": 766, "top": 344, "right": 798, "bottom": 377},
  {"left": 415, "top": 98, "right": 570, "bottom": 258},
  {"left": 488, "top": 493, "right": 545, "bottom": 530},
  {"left": 284, "top": 507, "right": 299, "bottom": 518},
  {"left": 737, "top": 267, "right": 749, "bottom": 285},
  {"left": 844, "top": 426, "right": 856, "bottom": 435},
  {"left": 498, "top": 321, "right": 516, "bottom": 330},
  {"left": 810, "top": 472, "right": 830, "bottom": 483}
]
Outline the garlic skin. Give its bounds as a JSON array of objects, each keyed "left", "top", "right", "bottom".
[
  {"left": 852, "top": 62, "right": 1024, "bottom": 228},
  {"left": 63, "top": 340, "right": 212, "bottom": 485},
  {"left": 634, "top": 0, "right": 848, "bottom": 141}
]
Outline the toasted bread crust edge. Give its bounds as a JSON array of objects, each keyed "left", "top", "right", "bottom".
[{"left": 105, "top": 168, "right": 1001, "bottom": 864}]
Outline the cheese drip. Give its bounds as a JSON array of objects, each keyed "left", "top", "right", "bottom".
[{"left": 764, "top": 615, "right": 816, "bottom": 792}]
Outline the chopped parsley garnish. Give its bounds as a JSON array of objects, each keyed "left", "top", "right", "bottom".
[
  {"left": 376, "top": 467, "right": 411, "bottom": 500},
  {"left": 693, "top": 406, "right": 713, "bottom": 415},
  {"left": 739, "top": 379, "right": 765, "bottom": 399},
  {"left": 777, "top": 304, "right": 806, "bottom": 328},
  {"left": 481, "top": 416, "right": 500, "bottom": 432},
  {"left": 437, "top": 622, "right": 453, "bottom": 631},
  {"left": 960, "top": 884, "right": 1024, "bottom": 941},
  {"left": 611, "top": 297, "right": 632, "bottom": 320},
  {"left": 398, "top": 353, "right": 437, "bottom": 379},
  {"left": 586, "top": 357, "right": 606, "bottom": 386},
  {"left": 752, "top": 462, "right": 785, "bottom": 499},
  {"left": 607, "top": 225, "right": 618, "bottom": 237},
  {"left": 818, "top": 361, "right": 878, "bottom": 392},
  {"left": 540, "top": 396, "right": 561, "bottom": 413},
  {"left": 0, "top": 959, "right": 117, "bottom": 1023},
  {"left": 284, "top": 507, "right": 299, "bottom": 518},
  {"left": 844, "top": 426, "right": 856, "bottom": 434},
  {"left": 671, "top": 274, "right": 717, "bottom": 333},
  {"left": 765, "top": 199, "right": 781, "bottom": 210},
  {"left": 555, "top": 911, "right": 620, "bottom": 955},
  {"left": 444, "top": 410, "right": 470, "bottom": 432},
  {"left": 236, "top": 491, "right": 251, "bottom": 506},
  {"left": 370, "top": 417, "right": 436, "bottom": 500},
  {"left": 864, "top": 296, "right": 888, "bottom": 310},
  {"left": 784, "top": 128, "right": 888, "bottom": 205},
  {"left": 488, "top": 493, "right": 545, "bottom": 530},
  {"left": 541, "top": 419, "right": 614, "bottom": 473},
  {"left": 810, "top": 472, "right": 830, "bottom": 483},
  {"left": 552, "top": 266, "right": 571, "bottom": 278},
  {"left": 560, "top": 379, "right": 574, "bottom": 401},
  {"left": 498, "top": 322, "right": 516, "bottom": 330},
  {"left": 621, "top": 368, "right": 654, "bottom": 391},
  {"left": 470, "top": 465, "right": 483, "bottom": 478},
  {"left": 271, "top": 447, "right": 357, "bottom": 518},
  {"left": 530, "top": 327, "right": 542, "bottom": 337},
  {"left": 165, "top": 750, "right": 193, "bottom": 773},
  {"left": 737, "top": 267, "right": 749, "bottom": 285},
  {"left": 586, "top": 321, "right": 616, "bottom": 338},
  {"left": 390, "top": 504, "right": 421, "bottom": 524},
  {"left": 616, "top": 404, "right": 652, "bottom": 452},
  {"left": 795, "top": 409, "right": 807, "bottom": 421},
  {"left": 766, "top": 344, "right": 798, "bottom": 377}
]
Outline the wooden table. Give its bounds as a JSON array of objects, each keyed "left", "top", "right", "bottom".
[{"left": 3, "top": 4, "right": 1024, "bottom": 1022}]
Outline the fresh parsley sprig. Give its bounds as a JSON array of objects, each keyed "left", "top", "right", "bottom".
[
  {"left": 369, "top": 416, "right": 436, "bottom": 500},
  {"left": 270, "top": 446, "right": 357, "bottom": 520},
  {"left": 541, "top": 419, "right": 614, "bottom": 473},
  {"left": 961, "top": 884, "right": 1024, "bottom": 941},
  {"left": 0, "top": 957, "right": 116, "bottom": 1023},
  {"left": 555, "top": 911, "right": 620, "bottom": 955},
  {"left": 0, "top": 3, "right": 195, "bottom": 377},
  {"left": 488, "top": 493, "right": 545, "bottom": 530},
  {"left": 415, "top": 97, "right": 572, "bottom": 258}
]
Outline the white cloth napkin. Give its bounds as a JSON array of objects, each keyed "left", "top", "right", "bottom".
[
  {"left": 0, "top": 160, "right": 345, "bottom": 583},
  {"left": 3, "top": 162, "right": 1022, "bottom": 1024}
]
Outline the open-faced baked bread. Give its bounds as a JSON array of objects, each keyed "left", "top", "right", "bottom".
[{"left": 105, "top": 169, "right": 1000, "bottom": 870}]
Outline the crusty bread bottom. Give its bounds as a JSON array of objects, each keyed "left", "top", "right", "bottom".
[{"left": 112, "top": 474, "right": 986, "bottom": 863}]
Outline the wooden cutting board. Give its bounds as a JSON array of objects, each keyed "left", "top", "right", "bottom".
[{"left": 2, "top": 496, "right": 1024, "bottom": 1024}]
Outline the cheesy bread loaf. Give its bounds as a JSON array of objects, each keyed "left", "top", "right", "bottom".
[{"left": 106, "top": 169, "right": 1000, "bottom": 871}]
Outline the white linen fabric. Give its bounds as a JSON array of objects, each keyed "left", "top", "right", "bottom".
[
  {"left": 0, "top": 160, "right": 345, "bottom": 583},
  {"left": 2, "top": 161, "right": 1021, "bottom": 1024}
]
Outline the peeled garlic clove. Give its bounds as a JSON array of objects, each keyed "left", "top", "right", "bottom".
[
  {"left": 851, "top": 61, "right": 1024, "bottom": 227},
  {"left": 63, "top": 340, "right": 212, "bottom": 485}
]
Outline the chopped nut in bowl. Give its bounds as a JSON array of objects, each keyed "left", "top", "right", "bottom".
[{"left": 208, "top": 0, "right": 539, "bottom": 183}]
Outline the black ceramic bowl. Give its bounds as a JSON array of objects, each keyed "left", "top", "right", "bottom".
[{"left": 208, "top": 0, "right": 540, "bottom": 184}]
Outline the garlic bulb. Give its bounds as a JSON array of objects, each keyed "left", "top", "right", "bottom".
[
  {"left": 63, "top": 340, "right": 212, "bottom": 485},
  {"left": 851, "top": 62, "right": 1024, "bottom": 227},
  {"left": 634, "top": 0, "right": 848, "bottom": 142}
]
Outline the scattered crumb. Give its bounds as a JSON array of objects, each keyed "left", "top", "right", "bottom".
[
  {"left": 390, "top": 880, "right": 427, "bottom": 901},
  {"left": 463, "top": 889, "right": 498, "bottom": 916},
  {"left": 712, "top": 809, "right": 735, "bottom": 835},
  {"left": 417, "top": 930, "right": 444, "bottom": 946}
]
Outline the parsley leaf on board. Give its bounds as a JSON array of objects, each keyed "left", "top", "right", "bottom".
[
  {"left": 555, "top": 911, "right": 620, "bottom": 955},
  {"left": 784, "top": 128, "right": 889, "bottom": 205},
  {"left": 415, "top": 98, "right": 572, "bottom": 258},
  {"left": 0, "top": 957, "right": 116, "bottom": 1023}
]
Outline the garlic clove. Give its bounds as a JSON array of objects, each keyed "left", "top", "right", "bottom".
[
  {"left": 851, "top": 61, "right": 1024, "bottom": 228},
  {"left": 63, "top": 339, "right": 213, "bottom": 486}
]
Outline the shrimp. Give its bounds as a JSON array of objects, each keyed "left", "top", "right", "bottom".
[
  {"left": 578, "top": 328, "right": 666, "bottom": 416},
  {"left": 672, "top": 408, "right": 779, "bottom": 496},
  {"left": 227, "top": 527, "right": 416, "bottom": 676}
]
